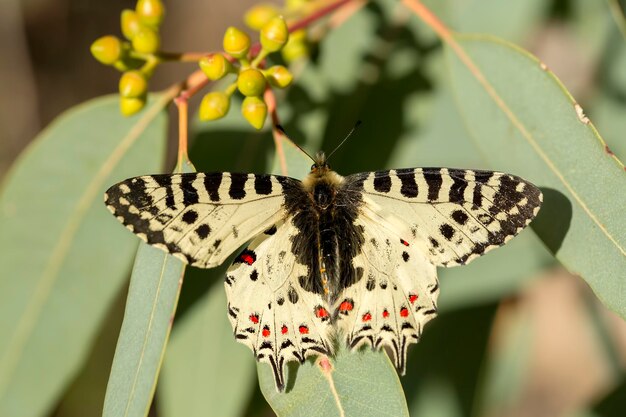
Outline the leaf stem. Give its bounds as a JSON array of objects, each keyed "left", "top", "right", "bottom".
[
  {"left": 289, "top": 0, "right": 356, "bottom": 33},
  {"left": 158, "top": 51, "right": 210, "bottom": 62},
  {"left": 173, "top": 97, "right": 189, "bottom": 172},
  {"left": 264, "top": 88, "right": 288, "bottom": 176}
]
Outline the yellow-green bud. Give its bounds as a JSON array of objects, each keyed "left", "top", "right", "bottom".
[
  {"left": 281, "top": 29, "right": 309, "bottom": 63},
  {"left": 121, "top": 9, "right": 142, "bottom": 40},
  {"left": 286, "top": 0, "right": 309, "bottom": 9},
  {"left": 223, "top": 27, "right": 251, "bottom": 59},
  {"left": 119, "top": 71, "right": 148, "bottom": 98},
  {"left": 237, "top": 68, "right": 267, "bottom": 97},
  {"left": 136, "top": 0, "right": 165, "bottom": 28},
  {"left": 199, "top": 54, "right": 232, "bottom": 81},
  {"left": 199, "top": 92, "right": 231, "bottom": 121},
  {"left": 244, "top": 4, "right": 279, "bottom": 30},
  {"left": 132, "top": 26, "right": 160, "bottom": 54},
  {"left": 241, "top": 96, "right": 267, "bottom": 130},
  {"left": 260, "top": 16, "right": 289, "bottom": 53},
  {"left": 91, "top": 35, "right": 123, "bottom": 65},
  {"left": 120, "top": 96, "right": 146, "bottom": 116},
  {"left": 265, "top": 65, "right": 293, "bottom": 88}
]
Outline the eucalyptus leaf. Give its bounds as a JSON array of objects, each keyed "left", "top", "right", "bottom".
[
  {"left": 159, "top": 278, "right": 255, "bottom": 417},
  {"left": 103, "top": 157, "right": 197, "bottom": 417},
  {"left": 0, "top": 94, "right": 169, "bottom": 417},
  {"left": 259, "top": 345, "right": 409, "bottom": 417},
  {"left": 446, "top": 35, "right": 626, "bottom": 318},
  {"left": 102, "top": 243, "right": 185, "bottom": 417}
]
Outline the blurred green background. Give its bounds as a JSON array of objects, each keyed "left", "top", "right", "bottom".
[{"left": 1, "top": 0, "right": 625, "bottom": 416}]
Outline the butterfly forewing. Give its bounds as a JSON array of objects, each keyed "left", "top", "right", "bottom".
[
  {"left": 345, "top": 168, "right": 543, "bottom": 267},
  {"left": 104, "top": 172, "right": 291, "bottom": 267}
]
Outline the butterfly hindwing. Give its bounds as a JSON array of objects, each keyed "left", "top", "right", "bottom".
[
  {"left": 334, "top": 201, "right": 439, "bottom": 374},
  {"left": 345, "top": 168, "right": 543, "bottom": 267},
  {"left": 225, "top": 219, "right": 333, "bottom": 391},
  {"left": 104, "top": 172, "right": 293, "bottom": 268}
]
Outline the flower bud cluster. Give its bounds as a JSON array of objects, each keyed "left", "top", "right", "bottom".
[
  {"left": 199, "top": 14, "right": 295, "bottom": 130},
  {"left": 90, "top": 0, "right": 165, "bottom": 116}
]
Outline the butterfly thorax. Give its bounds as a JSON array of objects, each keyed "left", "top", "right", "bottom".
[{"left": 302, "top": 166, "right": 344, "bottom": 209}]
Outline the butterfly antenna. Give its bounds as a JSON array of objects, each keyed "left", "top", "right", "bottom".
[
  {"left": 326, "top": 120, "right": 362, "bottom": 161},
  {"left": 276, "top": 125, "right": 316, "bottom": 163}
]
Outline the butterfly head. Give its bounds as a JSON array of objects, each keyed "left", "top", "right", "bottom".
[{"left": 310, "top": 151, "right": 330, "bottom": 175}]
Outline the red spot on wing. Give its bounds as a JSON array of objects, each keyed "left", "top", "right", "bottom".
[
  {"left": 362, "top": 312, "right": 372, "bottom": 322},
  {"left": 409, "top": 294, "right": 418, "bottom": 304},
  {"left": 315, "top": 307, "right": 329, "bottom": 318},
  {"left": 262, "top": 326, "right": 270, "bottom": 337},
  {"left": 400, "top": 307, "right": 409, "bottom": 317},
  {"left": 241, "top": 254, "right": 255, "bottom": 265},
  {"left": 281, "top": 325, "right": 288, "bottom": 335},
  {"left": 339, "top": 300, "right": 353, "bottom": 312},
  {"left": 249, "top": 314, "right": 259, "bottom": 324},
  {"left": 382, "top": 309, "right": 389, "bottom": 318},
  {"left": 299, "top": 325, "right": 309, "bottom": 334},
  {"left": 400, "top": 239, "right": 410, "bottom": 246}
]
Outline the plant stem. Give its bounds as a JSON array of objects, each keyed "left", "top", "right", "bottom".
[
  {"left": 289, "top": 0, "right": 356, "bottom": 33},
  {"left": 173, "top": 97, "right": 189, "bottom": 171},
  {"left": 264, "top": 88, "right": 288, "bottom": 176},
  {"left": 158, "top": 51, "right": 210, "bottom": 62}
]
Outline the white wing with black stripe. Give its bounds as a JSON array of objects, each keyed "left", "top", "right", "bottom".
[
  {"left": 345, "top": 168, "right": 543, "bottom": 267},
  {"left": 104, "top": 172, "right": 292, "bottom": 268}
]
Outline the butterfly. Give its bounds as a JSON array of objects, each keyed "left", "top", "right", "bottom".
[{"left": 104, "top": 150, "right": 542, "bottom": 392}]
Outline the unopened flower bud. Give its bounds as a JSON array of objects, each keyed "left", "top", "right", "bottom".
[
  {"left": 199, "top": 92, "right": 231, "bottom": 121},
  {"left": 199, "top": 54, "right": 233, "bottom": 81},
  {"left": 136, "top": 0, "right": 165, "bottom": 28},
  {"left": 223, "top": 27, "right": 251, "bottom": 59},
  {"left": 120, "top": 96, "right": 146, "bottom": 116},
  {"left": 119, "top": 70, "right": 148, "bottom": 98},
  {"left": 132, "top": 26, "right": 160, "bottom": 53},
  {"left": 265, "top": 65, "right": 293, "bottom": 88},
  {"left": 241, "top": 96, "right": 267, "bottom": 130},
  {"left": 91, "top": 36, "right": 123, "bottom": 65},
  {"left": 260, "top": 16, "right": 289, "bottom": 52},
  {"left": 237, "top": 68, "right": 267, "bottom": 97}
]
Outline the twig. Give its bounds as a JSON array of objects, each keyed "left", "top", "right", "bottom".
[{"left": 264, "top": 88, "right": 288, "bottom": 175}]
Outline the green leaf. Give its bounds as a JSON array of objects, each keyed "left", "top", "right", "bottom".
[
  {"left": 475, "top": 304, "right": 533, "bottom": 416},
  {"left": 270, "top": 133, "right": 312, "bottom": 179},
  {"left": 102, "top": 243, "right": 185, "bottom": 417},
  {"left": 0, "top": 94, "right": 169, "bottom": 417},
  {"left": 404, "top": 304, "right": 497, "bottom": 416},
  {"left": 259, "top": 345, "right": 409, "bottom": 417},
  {"left": 159, "top": 277, "right": 256, "bottom": 417},
  {"left": 103, "top": 156, "right": 195, "bottom": 417},
  {"left": 446, "top": 35, "right": 626, "bottom": 318},
  {"left": 445, "top": 0, "right": 547, "bottom": 42}
]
